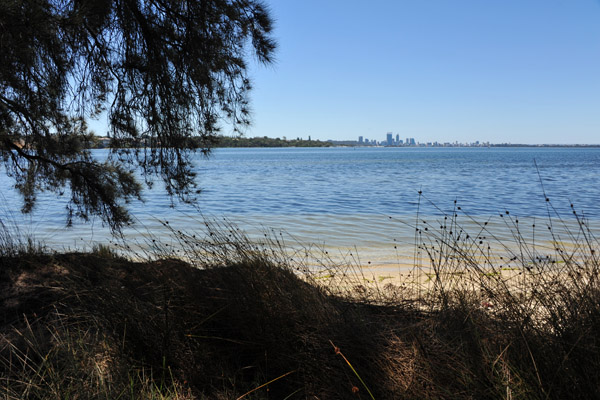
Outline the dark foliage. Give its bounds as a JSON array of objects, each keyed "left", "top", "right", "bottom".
[
  {"left": 214, "top": 135, "right": 333, "bottom": 148},
  {"left": 0, "top": 0, "right": 275, "bottom": 230}
]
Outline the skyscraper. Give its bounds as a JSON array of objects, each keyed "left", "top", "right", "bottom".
[{"left": 386, "top": 132, "right": 393, "bottom": 146}]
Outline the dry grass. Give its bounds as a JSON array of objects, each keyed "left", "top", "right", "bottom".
[{"left": 1, "top": 198, "right": 599, "bottom": 399}]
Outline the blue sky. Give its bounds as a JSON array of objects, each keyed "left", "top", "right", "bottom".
[{"left": 244, "top": 0, "right": 600, "bottom": 144}]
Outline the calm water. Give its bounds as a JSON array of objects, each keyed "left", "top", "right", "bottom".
[{"left": 1, "top": 147, "right": 599, "bottom": 264}]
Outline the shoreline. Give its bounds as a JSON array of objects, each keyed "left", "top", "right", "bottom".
[{"left": 1, "top": 215, "right": 598, "bottom": 399}]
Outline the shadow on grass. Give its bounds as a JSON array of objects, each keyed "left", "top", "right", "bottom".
[{"left": 0, "top": 198, "right": 599, "bottom": 399}]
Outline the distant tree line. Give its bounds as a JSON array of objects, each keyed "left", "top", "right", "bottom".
[
  {"left": 88, "top": 135, "right": 332, "bottom": 149},
  {"left": 214, "top": 136, "right": 332, "bottom": 148}
]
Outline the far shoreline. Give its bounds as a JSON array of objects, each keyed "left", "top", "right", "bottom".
[{"left": 88, "top": 134, "right": 600, "bottom": 149}]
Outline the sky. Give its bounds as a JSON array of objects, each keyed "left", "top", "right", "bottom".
[{"left": 242, "top": 0, "right": 600, "bottom": 144}]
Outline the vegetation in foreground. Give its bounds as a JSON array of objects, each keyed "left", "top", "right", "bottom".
[
  {"left": 2, "top": 0, "right": 276, "bottom": 230},
  {"left": 1, "top": 206, "right": 599, "bottom": 399}
]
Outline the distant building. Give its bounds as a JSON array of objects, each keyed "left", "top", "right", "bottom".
[
  {"left": 386, "top": 132, "right": 393, "bottom": 146},
  {"left": 396, "top": 134, "right": 399, "bottom": 145},
  {"left": 358, "top": 136, "right": 363, "bottom": 144}
]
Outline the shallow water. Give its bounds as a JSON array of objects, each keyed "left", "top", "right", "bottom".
[{"left": 1, "top": 147, "right": 599, "bottom": 264}]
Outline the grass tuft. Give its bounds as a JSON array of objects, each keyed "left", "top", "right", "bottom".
[{"left": 1, "top": 198, "right": 599, "bottom": 398}]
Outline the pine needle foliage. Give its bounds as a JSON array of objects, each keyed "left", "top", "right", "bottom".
[{"left": 0, "top": 0, "right": 276, "bottom": 230}]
